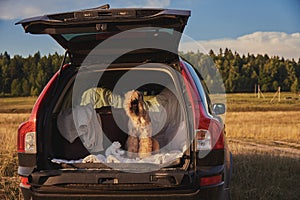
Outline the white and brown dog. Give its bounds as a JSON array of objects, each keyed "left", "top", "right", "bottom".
[{"left": 124, "top": 90, "right": 159, "bottom": 159}]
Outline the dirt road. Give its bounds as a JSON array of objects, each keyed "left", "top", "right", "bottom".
[{"left": 228, "top": 139, "right": 300, "bottom": 158}]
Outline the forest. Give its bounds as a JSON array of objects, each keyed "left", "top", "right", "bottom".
[{"left": 0, "top": 48, "right": 299, "bottom": 96}]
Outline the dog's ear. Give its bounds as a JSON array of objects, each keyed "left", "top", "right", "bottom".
[
  {"left": 137, "top": 91, "right": 143, "bottom": 101},
  {"left": 136, "top": 91, "right": 150, "bottom": 112},
  {"left": 124, "top": 90, "right": 135, "bottom": 117},
  {"left": 137, "top": 92, "right": 145, "bottom": 111}
]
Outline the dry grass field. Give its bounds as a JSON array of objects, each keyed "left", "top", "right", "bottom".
[
  {"left": 0, "top": 97, "right": 36, "bottom": 113},
  {"left": 226, "top": 111, "right": 300, "bottom": 144},
  {"left": 225, "top": 92, "right": 300, "bottom": 112},
  {"left": 226, "top": 93, "right": 300, "bottom": 199},
  {"left": 0, "top": 93, "right": 299, "bottom": 199}
]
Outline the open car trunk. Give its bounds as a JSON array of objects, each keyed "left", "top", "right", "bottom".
[
  {"left": 17, "top": 5, "right": 194, "bottom": 189},
  {"left": 39, "top": 64, "right": 192, "bottom": 178},
  {"left": 29, "top": 64, "right": 193, "bottom": 189}
]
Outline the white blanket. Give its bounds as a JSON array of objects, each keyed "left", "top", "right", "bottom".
[{"left": 52, "top": 142, "right": 183, "bottom": 165}]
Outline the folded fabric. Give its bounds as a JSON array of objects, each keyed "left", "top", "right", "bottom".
[{"left": 57, "top": 103, "right": 104, "bottom": 153}]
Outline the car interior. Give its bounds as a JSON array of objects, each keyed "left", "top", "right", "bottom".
[{"left": 49, "top": 67, "right": 188, "bottom": 168}]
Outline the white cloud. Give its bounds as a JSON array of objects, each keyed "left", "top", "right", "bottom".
[
  {"left": 0, "top": 3, "right": 43, "bottom": 20},
  {"left": 180, "top": 32, "right": 300, "bottom": 60},
  {"left": 0, "top": 0, "right": 101, "bottom": 20}
]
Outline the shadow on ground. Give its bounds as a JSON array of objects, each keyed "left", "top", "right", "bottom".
[{"left": 230, "top": 152, "right": 300, "bottom": 200}]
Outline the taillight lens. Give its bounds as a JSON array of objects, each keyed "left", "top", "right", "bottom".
[
  {"left": 18, "top": 121, "right": 36, "bottom": 153},
  {"left": 213, "top": 129, "right": 224, "bottom": 150}
]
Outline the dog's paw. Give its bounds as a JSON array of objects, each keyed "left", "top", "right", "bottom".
[
  {"left": 139, "top": 137, "right": 152, "bottom": 159},
  {"left": 126, "top": 135, "right": 139, "bottom": 159}
]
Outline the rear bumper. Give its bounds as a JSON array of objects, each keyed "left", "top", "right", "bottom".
[
  {"left": 20, "top": 161, "right": 230, "bottom": 200},
  {"left": 21, "top": 184, "right": 225, "bottom": 200}
]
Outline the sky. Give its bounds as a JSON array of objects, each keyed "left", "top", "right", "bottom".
[{"left": 0, "top": 0, "right": 299, "bottom": 59}]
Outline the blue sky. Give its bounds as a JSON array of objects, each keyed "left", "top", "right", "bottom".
[{"left": 0, "top": 0, "right": 299, "bottom": 59}]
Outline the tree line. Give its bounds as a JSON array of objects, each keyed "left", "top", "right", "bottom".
[
  {"left": 182, "top": 48, "right": 300, "bottom": 93},
  {"left": 0, "top": 52, "right": 62, "bottom": 96},
  {"left": 0, "top": 49, "right": 299, "bottom": 96}
]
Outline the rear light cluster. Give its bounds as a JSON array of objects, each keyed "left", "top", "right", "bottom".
[{"left": 18, "top": 121, "right": 36, "bottom": 153}]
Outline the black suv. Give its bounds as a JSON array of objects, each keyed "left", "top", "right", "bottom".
[{"left": 17, "top": 4, "right": 232, "bottom": 200}]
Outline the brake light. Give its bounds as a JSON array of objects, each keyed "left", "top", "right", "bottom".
[
  {"left": 18, "top": 121, "right": 36, "bottom": 153},
  {"left": 200, "top": 175, "right": 222, "bottom": 186}
]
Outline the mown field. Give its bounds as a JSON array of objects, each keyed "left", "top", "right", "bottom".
[
  {"left": 0, "top": 97, "right": 36, "bottom": 113},
  {"left": 216, "top": 92, "right": 300, "bottom": 112},
  {"left": 0, "top": 93, "right": 299, "bottom": 199}
]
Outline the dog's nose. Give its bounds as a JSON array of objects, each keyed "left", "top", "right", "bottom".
[{"left": 132, "top": 99, "right": 138, "bottom": 105}]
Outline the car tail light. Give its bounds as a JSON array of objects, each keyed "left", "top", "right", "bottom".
[
  {"left": 196, "top": 119, "right": 224, "bottom": 151},
  {"left": 18, "top": 121, "right": 36, "bottom": 153},
  {"left": 209, "top": 119, "right": 224, "bottom": 150},
  {"left": 200, "top": 175, "right": 222, "bottom": 186}
]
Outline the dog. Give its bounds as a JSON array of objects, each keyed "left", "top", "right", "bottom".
[{"left": 124, "top": 90, "right": 159, "bottom": 159}]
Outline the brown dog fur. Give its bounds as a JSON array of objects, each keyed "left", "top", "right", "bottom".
[{"left": 124, "top": 90, "right": 159, "bottom": 159}]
